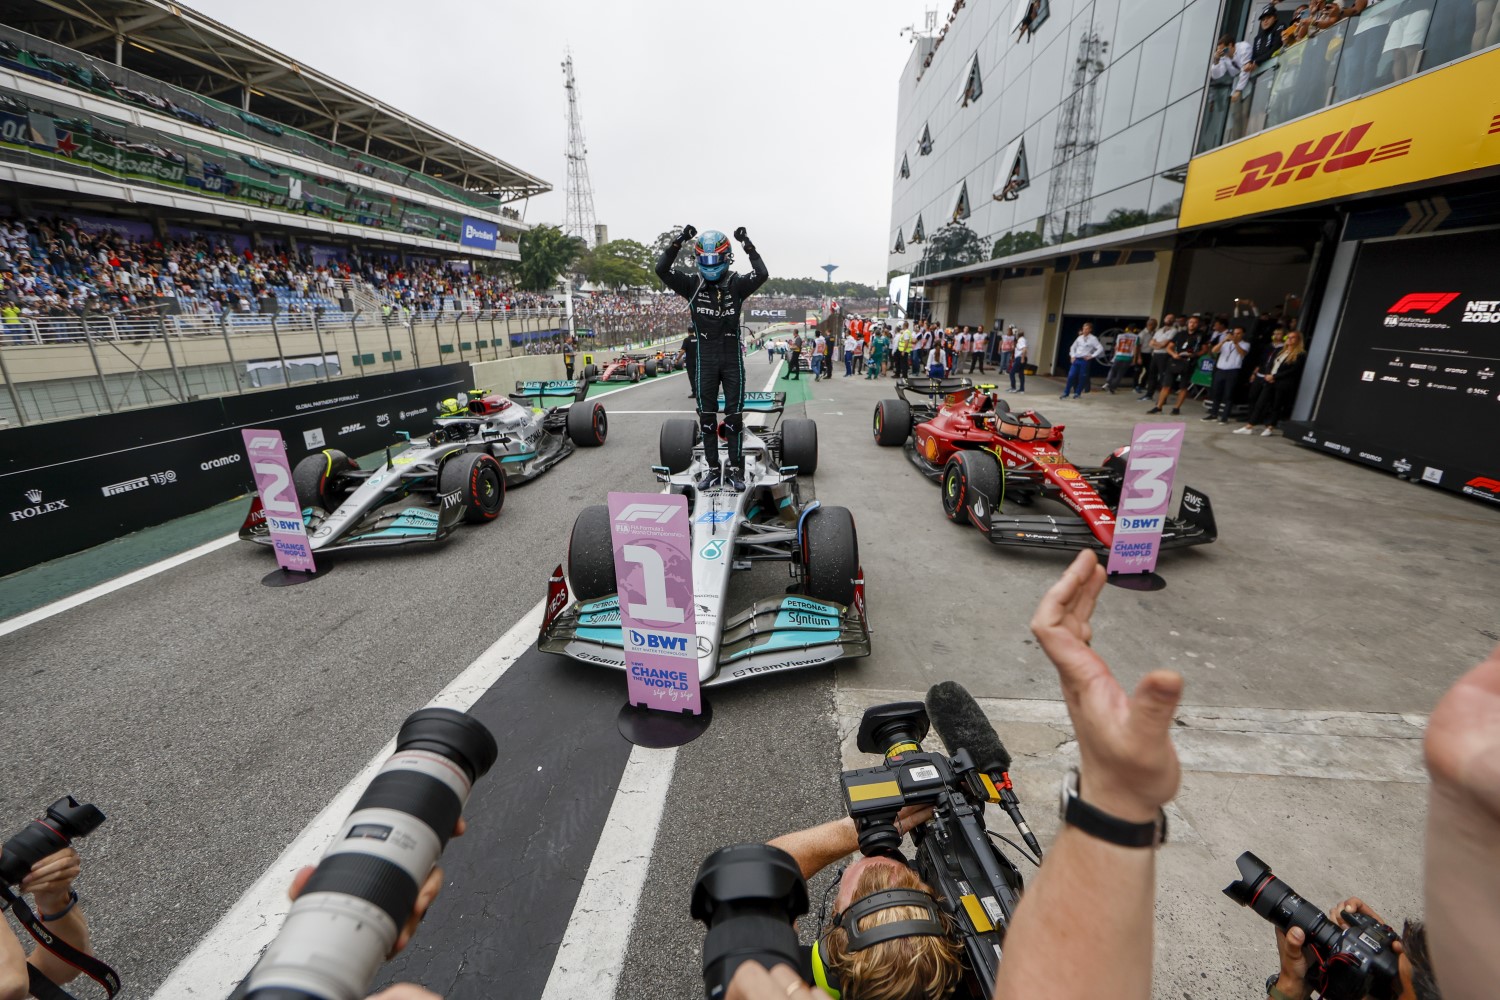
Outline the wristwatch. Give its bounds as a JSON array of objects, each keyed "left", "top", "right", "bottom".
[{"left": 1058, "top": 768, "right": 1168, "bottom": 848}]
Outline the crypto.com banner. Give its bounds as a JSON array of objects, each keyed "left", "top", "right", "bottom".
[
  {"left": 1106, "top": 423, "right": 1184, "bottom": 576},
  {"left": 607, "top": 492, "right": 701, "bottom": 714},
  {"left": 242, "top": 430, "right": 317, "bottom": 574}
]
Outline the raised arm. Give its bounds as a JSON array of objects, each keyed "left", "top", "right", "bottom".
[
  {"left": 656, "top": 225, "right": 698, "bottom": 297},
  {"left": 732, "top": 227, "right": 768, "bottom": 297}
]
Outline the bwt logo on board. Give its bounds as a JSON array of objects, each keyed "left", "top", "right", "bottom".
[
  {"left": 1215, "top": 122, "right": 1411, "bottom": 201},
  {"left": 628, "top": 629, "right": 689, "bottom": 652}
]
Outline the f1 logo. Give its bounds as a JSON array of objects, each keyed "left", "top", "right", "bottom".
[
  {"left": 1467, "top": 477, "right": 1500, "bottom": 492},
  {"left": 616, "top": 503, "right": 678, "bottom": 524},
  {"left": 1136, "top": 427, "right": 1184, "bottom": 445},
  {"left": 1388, "top": 293, "right": 1459, "bottom": 315},
  {"left": 247, "top": 435, "right": 280, "bottom": 451}
]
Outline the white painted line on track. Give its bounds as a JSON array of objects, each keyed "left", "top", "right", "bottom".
[
  {"left": 0, "top": 533, "right": 239, "bottom": 639},
  {"left": 151, "top": 598, "right": 547, "bottom": 1000},
  {"left": 538, "top": 745, "right": 678, "bottom": 1000},
  {"left": 607, "top": 409, "right": 696, "bottom": 414},
  {"left": 1, "top": 371, "right": 681, "bottom": 639}
]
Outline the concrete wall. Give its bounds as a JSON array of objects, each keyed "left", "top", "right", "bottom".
[
  {"left": 471, "top": 354, "right": 566, "bottom": 387},
  {"left": 1061, "top": 260, "right": 1162, "bottom": 316}
]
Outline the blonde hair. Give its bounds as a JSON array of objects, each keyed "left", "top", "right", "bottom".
[
  {"left": 823, "top": 863, "right": 963, "bottom": 1000},
  {"left": 1277, "top": 331, "right": 1306, "bottom": 363}
]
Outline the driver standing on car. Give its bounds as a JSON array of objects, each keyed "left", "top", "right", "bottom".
[{"left": 655, "top": 225, "right": 768, "bottom": 490}]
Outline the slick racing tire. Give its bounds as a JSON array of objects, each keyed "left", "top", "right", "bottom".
[
  {"left": 873, "top": 399, "right": 912, "bottom": 446},
  {"left": 780, "top": 418, "right": 819, "bottom": 475},
  {"left": 292, "top": 449, "right": 355, "bottom": 511},
  {"left": 659, "top": 418, "right": 698, "bottom": 473},
  {"left": 584, "top": 363, "right": 599, "bottom": 381},
  {"left": 801, "top": 505, "right": 859, "bottom": 607},
  {"left": 567, "top": 400, "right": 608, "bottom": 447},
  {"left": 441, "top": 452, "right": 505, "bottom": 524},
  {"left": 942, "top": 450, "right": 1002, "bottom": 525},
  {"left": 568, "top": 504, "right": 617, "bottom": 600},
  {"left": 645, "top": 359, "right": 658, "bottom": 378}
]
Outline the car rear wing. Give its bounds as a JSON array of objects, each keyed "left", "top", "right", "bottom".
[
  {"left": 896, "top": 376, "right": 973, "bottom": 403},
  {"left": 513, "top": 379, "right": 589, "bottom": 403},
  {"left": 718, "top": 391, "right": 786, "bottom": 413}
]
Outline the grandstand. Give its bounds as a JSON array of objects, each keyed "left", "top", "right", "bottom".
[{"left": 0, "top": 0, "right": 556, "bottom": 425}]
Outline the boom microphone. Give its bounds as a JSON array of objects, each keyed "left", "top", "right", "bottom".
[{"left": 925, "top": 681, "right": 1043, "bottom": 861}]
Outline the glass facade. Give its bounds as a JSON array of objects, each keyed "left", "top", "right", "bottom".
[
  {"left": 888, "top": 0, "right": 1222, "bottom": 279},
  {"left": 1197, "top": 0, "right": 1494, "bottom": 154}
]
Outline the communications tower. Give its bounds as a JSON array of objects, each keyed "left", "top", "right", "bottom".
[
  {"left": 562, "top": 52, "right": 598, "bottom": 249},
  {"left": 1044, "top": 31, "right": 1108, "bottom": 244}
]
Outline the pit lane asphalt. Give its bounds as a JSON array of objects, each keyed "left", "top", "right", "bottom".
[{"left": 1, "top": 366, "right": 824, "bottom": 997}]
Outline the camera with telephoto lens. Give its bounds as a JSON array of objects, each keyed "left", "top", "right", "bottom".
[
  {"left": 691, "top": 843, "right": 810, "bottom": 999},
  {"left": 1224, "top": 851, "right": 1402, "bottom": 1000},
  {"left": 0, "top": 796, "right": 106, "bottom": 887},
  {"left": 838, "top": 702, "right": 1025, "bottom": 1000},
  {"left": 244, "top": 707, "right": 497, "bottom": 1000}
]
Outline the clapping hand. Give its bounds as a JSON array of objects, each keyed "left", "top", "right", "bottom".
[{"left": 1029, "top": 551, "right": 1183, "bottom": 823}]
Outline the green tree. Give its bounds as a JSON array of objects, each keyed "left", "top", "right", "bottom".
[
  {"left": 650, "top": 227, "right": 697, "bottom": 287},
  {"left": 1093, "top": 207, "right": 1151, "bottom": 234},
  {"left": 581, "top": 238, "right": 655, "bottom": 289},
  {"left": 991, "top": 229, "right": 1044, "bottom": 259},
  {"left": 508, "top": 224, "right": 585, "bottom": 291},
  {"left": 916, "top": 222, "right": 985, "bottom": 277},
  {"left": 759, "top": 277, "right": 882, "bottom": 299}
]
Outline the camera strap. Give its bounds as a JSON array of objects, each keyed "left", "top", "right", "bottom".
[{"left": 0, "top": 885, "right": 121, "bottom": 999}]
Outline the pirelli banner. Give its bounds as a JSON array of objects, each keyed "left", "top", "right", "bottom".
[
  {"left": 1180, "top": 48, "right": 1500, "bottom": 228},
  {"left": 0, "top": 365, "right": 470, "bottom": 576},
  {"left": 745, "top": 307, "right": 808, "bottom": 325},
  {"left": 1291, "top": 228, "right": 1500, "bottom": 507}
]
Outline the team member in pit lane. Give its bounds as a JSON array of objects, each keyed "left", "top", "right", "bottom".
[{"left": 655, "top": 225, "right": 769, "bottom": 490}]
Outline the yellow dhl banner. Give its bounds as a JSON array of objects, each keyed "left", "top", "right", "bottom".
[{"left": 1180, "top": 48, "right": 1500, "bottom": 228}]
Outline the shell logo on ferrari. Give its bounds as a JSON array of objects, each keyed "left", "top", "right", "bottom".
[
  {"left": 924, "top": 436, "right": 939, "bottom": 461},
  {"left": 1057, "top": 468, "right": 1080, "bottom": 480}
]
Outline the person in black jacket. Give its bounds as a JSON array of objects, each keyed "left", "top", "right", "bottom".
[
  {"left": 655, "top": 225, "right": 768, "bottom": 490},
  {"left": 1233, "top": 330, "right": 1306, "bottom": 436}
]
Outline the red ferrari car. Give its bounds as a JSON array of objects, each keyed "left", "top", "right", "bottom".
[{"left": 873, "top": 377, "right": 1216, "bottom": 552}]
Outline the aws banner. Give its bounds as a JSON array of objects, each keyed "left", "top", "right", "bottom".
[
  {"left": 1180, "top": 48, "right": 1500, "bottom": 228},
  {"left": 459, "top": 216, "right": 499, "bottom": 250}
]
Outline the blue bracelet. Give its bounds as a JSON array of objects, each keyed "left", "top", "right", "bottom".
[{"left": 39, "top": 889, "right": 78, "bottom": 922}]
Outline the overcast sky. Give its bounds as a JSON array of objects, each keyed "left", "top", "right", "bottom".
[{"left": 187, "top": 0, "right": 934, "bottom": 286}]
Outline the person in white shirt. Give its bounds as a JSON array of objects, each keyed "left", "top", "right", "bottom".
[
  {"left": 1203, "top": 324, "right": 1250, "bottom": 423},
  {"left": 1009, "top": 331, "right": 1029, "bottom": 392},
  {"left": 953, "top": 326, "right": 971, "bottom": 363},
  {"left": 1062, "top": 323, "right": 1105, "bottom": 399},
  {"left": 843, "top": 333, "right": 860, "bottom": 377},
  {"left": 925, "top": 340, "right": 948, "bottom": 379}
]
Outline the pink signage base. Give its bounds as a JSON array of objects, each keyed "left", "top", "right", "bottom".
[{"left": 1106, "top": 423, "right": 1185, "bottom": 580}]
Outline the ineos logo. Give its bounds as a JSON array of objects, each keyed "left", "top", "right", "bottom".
[{"left": 201, "top": 454, "right": 242, "bottom": 471}]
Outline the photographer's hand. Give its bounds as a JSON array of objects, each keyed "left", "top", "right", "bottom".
[
  {"left": 727, "top": 961, "right": 820, "bottom": 1000},
  {"left": 22, "top": 846, "right": 80, "bottom": 915},
  {"left": 1271, "top": 927, "right": 1312, "bottom": 1000},
  {"left": 367, "top": 987, "right": 441, "bottom": 1000},
  {"left": 1424, "top": 642, "right": 1500, "bottom": 1000},
  {"left": 290, "top": 816, "right": 465, "bottom": 959}
]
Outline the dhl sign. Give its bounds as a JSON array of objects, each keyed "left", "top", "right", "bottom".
[{"left": 1180, "top": 48, "right": 1500, "bottom": 228}]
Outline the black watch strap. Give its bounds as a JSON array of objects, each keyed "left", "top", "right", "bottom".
[{"left": 1060, "top": 768, "right": 1167, "bottom": 848}]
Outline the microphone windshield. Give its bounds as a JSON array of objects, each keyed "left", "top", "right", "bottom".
[{"left": 925, "top": 680, "right": 1012, "bottom": 774}]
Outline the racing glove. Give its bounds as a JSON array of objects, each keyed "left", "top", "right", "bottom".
[
  {"left": 673, "top": 224, "right": 698, "bottom": 248},
  {"left": 733, "top": 227, "right": 756, "bottom": 254}
]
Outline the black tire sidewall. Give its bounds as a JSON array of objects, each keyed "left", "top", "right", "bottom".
[{"left": 568, "top": 504, "right": 617, "bottom": 599}]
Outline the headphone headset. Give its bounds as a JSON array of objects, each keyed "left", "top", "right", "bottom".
[{"left": 808, "top": 869, "right": 953, "bottom": 999}]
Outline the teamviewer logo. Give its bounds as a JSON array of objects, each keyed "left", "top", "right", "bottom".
[{"left": 1388, "top": 293, "right": 1460, "bottom": 315}]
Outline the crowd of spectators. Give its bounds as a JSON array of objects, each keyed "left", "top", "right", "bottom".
[
  {"left": 1205, "top": 0, "right": 1491, "bottom": 147},
  {"left": 573, "top": 291, "right": 688, "bottom": 342}
]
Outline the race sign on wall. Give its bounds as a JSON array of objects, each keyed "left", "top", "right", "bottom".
[
  {"left": 1306, "top": 228, "right": 1500, "bottom": 500},
  {"left": 607, "top": 492, "right": 701, "bottom": 714},
  {"left": 746, "top": 307, "right": 808, "bottom": 324},
  {"left": 1106, "top": 424, "right": 1185, "bottom": 576},
  {"left": 242, "top": 430, "right": 316, "bottom": 574}
]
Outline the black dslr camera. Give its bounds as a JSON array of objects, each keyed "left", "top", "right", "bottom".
[
  {"left": 838, "top": 701, "right": 1026, "bottom": 1000},
  {"left": 0, "top": 796, "right": 106, "bottom": 888},
  {"left": 1224, "top": 851, "right": 1402, "bottom": 1000}
]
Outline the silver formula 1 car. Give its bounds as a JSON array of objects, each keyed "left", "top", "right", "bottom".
[
  {"left": 239, "top": 381, "right": 607, "bottom": 553},
  {"left": 539, "top": 392, "right": 871, "bottom": 686}
]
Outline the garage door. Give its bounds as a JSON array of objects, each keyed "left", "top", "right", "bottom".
[
  {"left": 957, "top": 283, "right": 989, "bottom": 326},
  {"left": 1061, "top": 261, "right": 1159, "bottom": 316},
  {"left": 993, "top": 274, "right": 1044, "bottom": 339}
]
